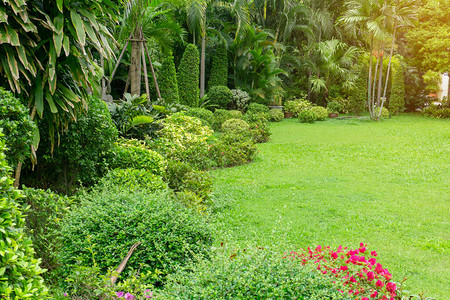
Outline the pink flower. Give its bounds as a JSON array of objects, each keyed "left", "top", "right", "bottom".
[
  {"left": 359, "top": 247, "right": 366, "bottom": 253},
  {"left": 116, "top": 292, "right": 124, "bottom": 298},
  {"left": 331, "top": 252, "right": 338, "bottom": 259},
  {"left": 386, "top": 282, "right": 397, "bottom": 293},
  {"left": 144, "top": 289, "right": 153, "bottom": 299},
  {"left": 316, "top": 245, "right": 322, "bottom": 252},
  {"left": 362, "top": 298, "right": 369, "bottom": 300},
  {"left": 371, "top": 291, "right": 378, "bottom": 298},
  {"left": 124, "top": 293, "right": 135, "bottom": 300},
  {"left": 339, "top": 266, "right": 348, "bottom": 271},
  {"left": 375, "top": 279, "right": 385, "bottom": 288},
  {"left": 64, "top": 293, "right": 68, "bottom": 297},
  {"left": 367, "top": 271, "right": 375, "bottom": 281},
  {"left": 371, "top": 251, "right": 378, "bottom": 257}
]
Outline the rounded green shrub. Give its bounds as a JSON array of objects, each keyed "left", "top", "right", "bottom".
[
  {"left": 0, "top": 87, "right": 36, "bottom": 168},
  {"left": 158, "top": 247, "right": 345, "bottom": 299},
  {"left": 208, "top": 139, "right": 257, "bottom": 167},
  {"left": 376, "top": 106, "right": 390, "bottom": 118},
  {"left": 59, "top": 188, "right": 213, "bottom": 276},
  {"left": 213, "top": 109, "right": 234, "bottom": 131},
  {"left": 269, "top": 109, "right": 284, "bottom": 122},
  {"left": 20, "top": 187, "right": 73, "bottom": 273},
  {"left": 208, "top": 43, "right": 228, "bottom": 89},
  {"left": 177, "top": 44, "right": 200, "bottom": 107},
  {"left": 186, "top": 108, "right": 214, "bottom": 128},
  {"left": 310, "top": 106, "right": 328, "bottom": 121},
  {"left": 229, "top": 110, "right": 243, "bottom": 119},
  {"left": 96, "top": 168, "right": 167, "bottom": 193},
  {"left": 248, "top": 103, "right": 269, "bottom": 114},
  {"left": 109, "top": 138, "right": 167, "bottom": 176},
  {"left": 159, "top": 52, "right": 179, "bottom": 103},
  {"left": 283, "top": 99, "right": 311, "bottom": 117},
  {"left": 327, "top": 101, "right": 341, "bottom": 114},
  {"left": 298, "top": 110, "right": 317, "bottom": 123},
  {"left": 231, "top": 89, "right": 250, "bottom": 111},
  {"left": 0, "top": 133, "right": 48, "bottom": 298},
  {"left": 221, "top": 118, "right": 251, "bottom": 137},
  {"left": 208, "top": 85, "right": 233, "bottom": 109},
  {"left": 244, "top": 112, "right": 271, "bottom": 143}
]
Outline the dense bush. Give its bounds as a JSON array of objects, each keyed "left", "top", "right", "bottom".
[
  {"left": 96, "top": 168, "right": 167, "bottom": 193},
  {"left": 20, "top": 187, "right": 73, "bottom": 273},
  {"left": 229, "top": 110, "right": 243, "bottom": 119},
  {"left": 208, "top": 43, "right": 228, "bottom": 89},
  {"left": 0, "top": 87, "right": 36, "bottom": 168},
  {"left": 213, "top": 109, "right": 234, "bottom": 131},
  {"left": 329, "top": 96, "right": 350, "bottom": 114},
  {"left": 208, "top": 85, "right": 233, "bottom": 109},
  {"left": 221, "top": 118, "right": 251, "bottom": 137},
  {"left": 423, "top": 105, "right": 450, "bottom": 118},
  {"left": 159, "top": 52, "right": 180, "bottom": 103},
  {"left": 39, "top": 95, "right": 118, "bottom": 191},
  {"left": 327, "top": 101, "right": 341, "bottom": 113},
  {"left": 248, "top": 102, "right": 269, "bottom": 114},
  {"left": 349, "top": 66, "right": 368, "bottom": 115},
  {"left": 283, "top": 98, "right": 312, "bottom": 117},
  {"left": 150, "top": 113, "right": 213, "bottom": 170},
  {"left": 177, "top": 44, "right": 200, "bottom": 106},
  {"left": 299, "top": 110, "right": 317, "bottom": 123},
  {"left": 231, "top": 89, "right": 251, "bottom": 111},
  {"left": 375, "top": 106, "right": 390, "bottom": 118},
  {"left": 389, "top": 64, "right": 406, "bottom": 115},
  {"left": 59, "top": 188, "right": 213, "bottom": 276},
  {"left": 269, "top": 109, "right": 284, "bottom": 122},
  {"left": 310, "top": 106, "right": 328, "bottom": 121},
  {"left": 208, "top": 138, "right": 257, "bottom": 167},
  {"left": 244, "top": 112, "right": 271, "bottom": 143},
  {"left": 109, "top": 138, "right": 167, "bottom": 176},
  {"left": 186, "top": 107, "right": 215, "bottom": 128},
  {"left": 158, "top": 246, "right": 344, "bottom": 299},
  {"left": 0, "top": 133, "right": 48, "bottom": 298}
]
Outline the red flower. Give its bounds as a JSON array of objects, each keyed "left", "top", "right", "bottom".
[
  {"left": 375, "top": 280, "right": 385, "bottom": 288},
  {"left": 386, "top": 282, "right": 397, "bottom": 293},
  {"left": 371, "top": 291, "right": 378, "bottom": 298},
  {"left": 367, "top": 271, "right": 375, "bottom": 281},
  {"left": 371, "top": 251, "right": 378, "bottom": 257},
  {"left": 340, "top": 266, "right": 348, "bottom": 271}
]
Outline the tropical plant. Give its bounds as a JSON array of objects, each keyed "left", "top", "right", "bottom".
[
  {"left": 177, "top": 44, "right": 200, "bottom": 106},
  {"left": 231, "top": 89, "right": 251, "bottom": 111}
]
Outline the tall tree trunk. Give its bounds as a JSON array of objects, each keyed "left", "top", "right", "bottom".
[
  {"left": 130, "top": 26, "right": 142, "bottom": 96},
  {"left": 377, "top": 45, "right": 384, "bottom": 106},
  {"left": 372, "top": 54, "right": 379, "bottom": 118},
  {"left": 200, "top": 28, "right": 206, "bottom": 98},
  {"left": 367, "top": 36, "right": 374, "bottom": 118}
]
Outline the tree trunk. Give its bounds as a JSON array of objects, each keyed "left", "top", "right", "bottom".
[
  {"left": 377, "top": 45, "right": 384, "bottom": 106},
  {"left": 200, "top": 29, "right": 206, "bottom": 98},
  {"left": 371, "top": 54, "right": 379, "bottom": 119},
  {"left": 13, "top": 161, "right": 22, "bottom": 188},
  {"left": 130, "top": 26, "right": 142, "bottom": 96},
  {"left": 108, "top": 33, "right": 132, "bottom": 94},
  {"left": 141, "top": 44, "right": 150, "bottom": 99},
  {"left": 367, "top": 36, "right": 374, "bottom": 118}
]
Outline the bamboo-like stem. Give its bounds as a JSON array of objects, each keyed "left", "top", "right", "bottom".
[
  {"left": 141, "top": 42, "right": 150, "bottom": 100},
  {"left": 144, "top": 43, "right": 161, "bottom": 99}
]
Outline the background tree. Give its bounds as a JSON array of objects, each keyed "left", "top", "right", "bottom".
[
  {"left": 177, "top": 44, "right": 200, "bottom": 106},
  {"left": 389, "top": 57, "right": 406, "bottom": 114}
]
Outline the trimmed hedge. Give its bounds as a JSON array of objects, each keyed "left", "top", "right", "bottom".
[
  {"left": 208, "top": 85, "right": 232, "bottom": 109},
  {"left": 208, "top": 43, "right": 228, "bottom": 89},
  {"left": 389, "top": 64, "right": 405, "bottom": 115},
  {"left": 186, "top": 108, "right": 215, "bottom": 128},
  {"left": 159, "top": 52, "right": 179, "bottom": 103},
  {"left": 177, "top": 44, "right": 200, "bottom": 107}
]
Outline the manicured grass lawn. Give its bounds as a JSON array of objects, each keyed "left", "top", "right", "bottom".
[{"left": 211, "top": 114, "right": 449, "bottom": 298}]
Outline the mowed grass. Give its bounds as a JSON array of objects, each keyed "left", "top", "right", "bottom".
[{"left": 211, "top": 114, "right": 449, "bottom": 298}]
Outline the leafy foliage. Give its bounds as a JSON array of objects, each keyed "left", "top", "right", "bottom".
[
  {"left": 221, "top": 119, "right": 251, "bottom": 137},
  {"left": 177, "top": 44, "right": 200, "bottom": 106},
  {"left": 213, "top": 109, "right": 234, "bottom": 131},
  {"left": 298, "top": 110, "right": 317, "bottom": 123},
  {"left": 158, "top": 246, "right": 345, "bottom": 299},
  {"left": 348, "top": 64, "right": 368, "bottom": 115},
  {"left": 327, "top": 101, "right": 341, "bottom": 113},
  {"left": 310, "top": 106, "right": 328, "bottom": 121},
  {"left": 186, "top": 107, "right": 215, "bottom": 128},
  {"left": 208, "top": 43, "right": 228, "bottom": 89},
  {"left": 59, "top": 188, "right": 213, "bottom": 276},
  {"left": 158, "top": 52, "right": 180, "bottom": 103},
  {"left": 389, "top": 62, "right": 405, "bottom": 115},
  {"left": 283, "top": 98, "right": 312, "bottom": 117},
  {"left": 269, "top": 109, "right": 284, "bottom": 122},
  {"left": 231, "top": 89, "right": 251, "bottom": 111},
  {"left": 0, "top": 133, "right": 48, "bottom": 298},
  {"left": 248, "top": 102, "right": 269, "bottom": 114},
  {"left": 0, "top": 88, "right": 36, "bottom": 168},
  {"left": 96, "top": 168, "right": 168, "bottom": 193},
  {"left": 244, "top": 112, "right": 271, "bottom": 143},
  {"left": 207, "top": 85, "right": 233, "bottom": 109}
]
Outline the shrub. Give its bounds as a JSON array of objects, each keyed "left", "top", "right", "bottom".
[
  {"left": 229, "top": 110, "right": 243, "bottom": 119},
  {"left": 283, "top": 98, "right": 311, "bottom": 117},
  {"left": 310, "top": 106, "right": 328, "bottom": 121},
  {"left": 423, "top": 106, "right": 450, "bottom": 118},
  {"left": 208, "top": 139, "right": 257, "bottom": 167},
  {"left": 158, "top": 246, "right": 344, "bottom": 299},
  {"left": 327, "top": 101, "right": 341, "bottom": 113},
  {"left": 0, "top": 132, "right": 48, "bottom": 298},
  {"left": 244, "top": 112, "right": 271, "bottom": 143},
  {"left": 96, "top": 168, "right": 167, "bottom": 193},
  {"left": 150, "top": 113, "right": 213, "bottom": 170},
  {"left": 0, "top": 87, "right": 36, "bottom": 168},
  {"left": 159, "top": 52, "right": 179, "bottom": 103},
  {"left": 208, "top": 43, "right": 228, "bottom": 89},
  {"left": 376, "top": 106, "right": 390, "bottom": 118},
  {"left": 329, "top": 96, "right": 350, "bottom": 114},
  {"left": 298, "top": 110, "right": 317, "bottom": 123},
  {"left": 39, "top": 95, "right": 118, "bottom": 191},
  {"left": 269, "top": 109, "right": 284, "bottom": 122},
  {"left": 109, "top": 138, "right": 167, "bottom": 176},
  {"left": 207, "top": 85, "right": 233, "bottom": 109},
  {"left": 59, "top": 188, "right": 213, "bottom": 276},
  {"left": 231, "top": 89, "right": 251, "bottom": 111},
  {"left": 221, "top": 118, "right": 251, "bottom": 137},
  {"left": 177, "top": 44, "right": 200, "bottom": 107},
  {"left": 348, "top": 66, "right": 367, "bottom": 115},
  {"left": 20, "top": 187, "right": 73, "bottom": 273},
  {"left": 186, "top": 107, "right": 214, "bottom": 128},
  {"left": 166, "top": 160, "right": 213, "bottom": 203},
  {"left": 248, "top": 102, "right": 269, "bottom": 114},
  {"left": 213, "top": 109, "right": 234, "bottom": 131},
  {"left": 389, "top": 64, "right": 405, "bottom": 115}
]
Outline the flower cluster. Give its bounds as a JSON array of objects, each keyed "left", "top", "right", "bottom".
[
  {"left": 286, "top": 243, "right": 399, "bottom": 300},
  {"left": 116, "top": 289, "right": 153, "bottom": 299}
]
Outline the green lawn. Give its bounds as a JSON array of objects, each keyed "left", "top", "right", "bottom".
[{"left": 211, "top": 114, "right": 449, "bottom": 298}]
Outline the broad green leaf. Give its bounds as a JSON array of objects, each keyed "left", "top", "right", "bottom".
[
  {"left": 70, "top": 9, "right": 86, "bottom": 46},
  {"left": 79, "top": 9, "right": 99, "bottom": 31},
  {"left": 49, "top": 67, "right": 57, "bottom": 94},
  {"left": 56, "top": 0, "right": 63, "bottom": 12},
  {"left": 45, "top": 90, "right": 58, "bottom": 113},
  {"left": 12, "top": 13, "right": 37, "bottom": 32},
  {"left": 5, "top": 47, "right": 19, "bottom": 80},
  {"left": 6, "top": 24, "right": 20, "bottom": 46},
  {"left": 1, "top": 57, "right": 19, "bottom": 92},
  {"left": 83, "top": 20, "right": 99, "bottom": 45},
  {"left": 53, "top": 14, "right": 64, "bottom": 34},
  {"left": 34, "top": 77, "right": 44, "bottom": 117},
  {"left": 0, "top": 24, "right": 9, "bottom": 44},
  {"left": 16, "top": 44, "right": 29, "bottom": 69},
  {"left": 0, "top": 6, "right": 7, "bottom": 23},
  {"left": 53, "top": 32, "right": 64, "bottom": 56},
  {"left": 62, "top": 35, "right": 70, "bottom": 56},
  {"left": 152, "top": 105, "right": 166, "bottom": 112},
  {"left": 131, "top": 115, "right": 154, "bottom": 127},
  {"left": 53, "top": 93, "right": 69, "bottom": 112}
]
